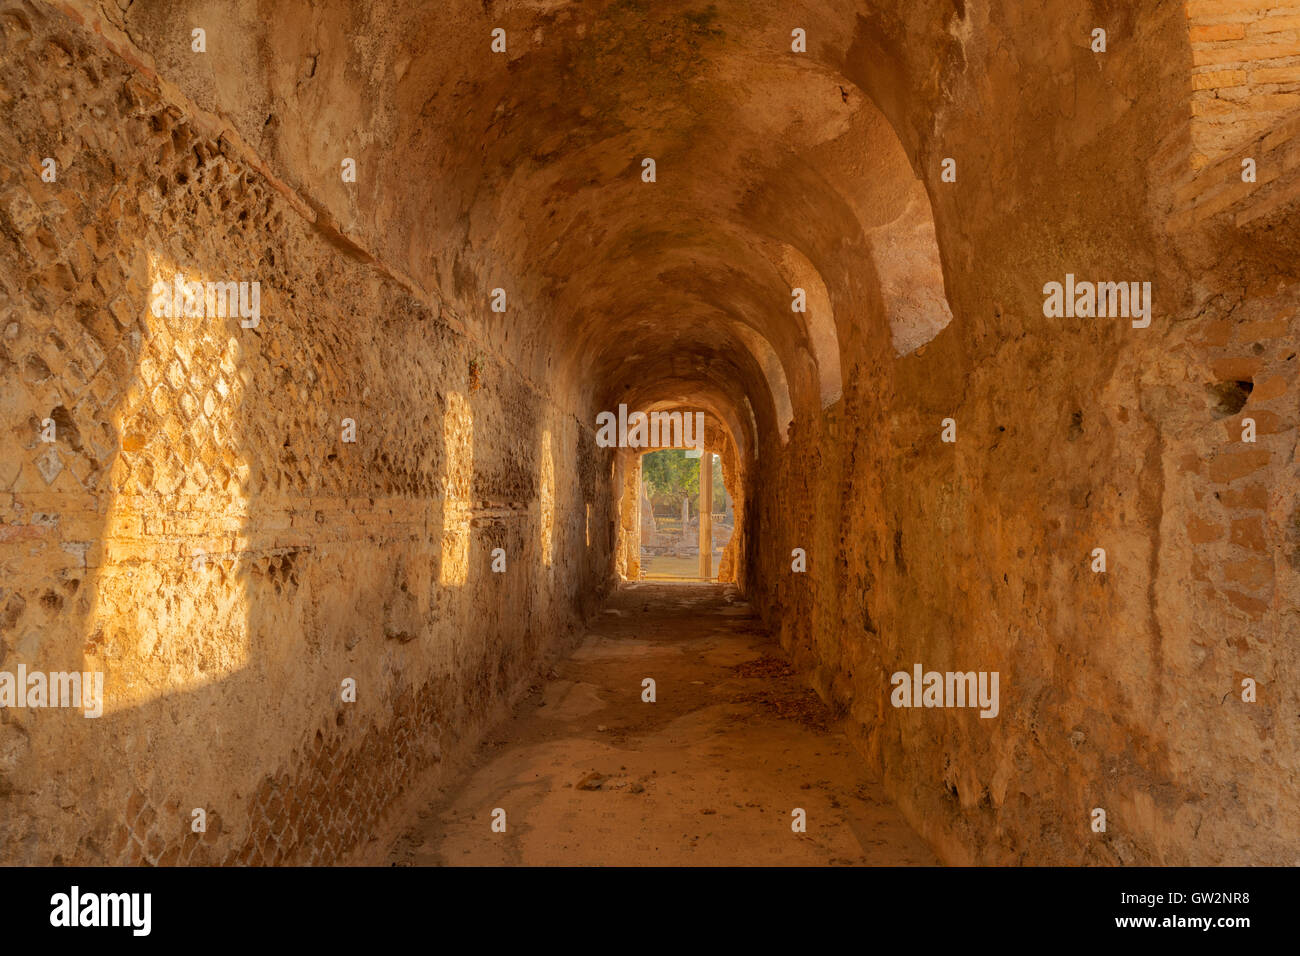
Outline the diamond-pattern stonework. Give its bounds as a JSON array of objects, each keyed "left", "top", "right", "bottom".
[{"left": 0, "top": 2, "right": 608, "bottom": 866}]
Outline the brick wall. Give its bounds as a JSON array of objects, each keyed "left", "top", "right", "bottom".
[{"left": 1188, "top": 0, "right": 1300, "bottom": 168}]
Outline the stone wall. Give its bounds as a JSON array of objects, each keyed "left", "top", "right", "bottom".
[
  {"left": 0, "top": 1, "right": 610, "bottom": 864},
  {"left": 1188, "top": 0, "right": 1300, "bottom": 168},
  {"left": 749, "top": 0, "right": 1300, "bottom": 865}
]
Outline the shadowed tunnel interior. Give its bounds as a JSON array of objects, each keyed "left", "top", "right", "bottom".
[{"left": 1, "top": 0, "right": 1298, "bottom": 866}]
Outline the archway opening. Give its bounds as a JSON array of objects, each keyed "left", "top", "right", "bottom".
[{"left": 637, "top": 447, "right": 733, "bottom": 581}]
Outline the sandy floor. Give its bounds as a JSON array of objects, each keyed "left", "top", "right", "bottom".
[
  {"left": 640, "top": 552, "right": 717, "bottom": 579},
  {"left": 381, "top": 582, "right": 937, "bottom": 866}
]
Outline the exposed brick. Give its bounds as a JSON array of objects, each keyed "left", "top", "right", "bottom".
[
  {"left": 1194, "top": 69, "right": 1248, "bottom": 90},
  {"left": 1188, "top": 515, "right": 1225, "bottom": 543},
  {"left": 1208, "top": 449, "right": 1271, "bottom": 482},
  {"left": 1187, "top": 1, "right": 1294, "bottom": 18},
  {"left": 1224, "top": 589, "right": 1269, "bottom": 619},
  {"left": 1191, "top": 23, "right": 1247, "bottom": 43},
  {"left": 1227, "top": 409, "right": 1284, "bottom": 437},
  {"left": 1250, "top": 375, "right": 1287, "bottom": 402},
  {"left": 1196, "top": 319, "right": 1235, "bottom": 347},
  {"left": 1237, "top": 173, "right": 1300, "bottom": 224},
  {"left": 1230, "top": 516, "right": 1268, "bottom": 551},
  {"left": 1247, "top": 14, "right": 1300, "bottom": 34},
  {"left": 1210, "top": 355, "right": 1262, "bottom": 379},
  {"left": 1193, "top": 41, "right": 1300, "bottom": 68},
  {"left": 1233, "top": 317, "right": 1291, "bottom": 340},
  {"left": 1224, "top": 556, "right": 1273, "bottom": 589},
  {"left": 1250, "top": 65, "right": 1300, "bottom": 84}
]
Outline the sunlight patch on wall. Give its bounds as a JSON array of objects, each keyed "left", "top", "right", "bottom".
[
  {"left": 85, "top": 252, "right": 254, "bottom": 713},
  {"left": 440, "top": 390, "right": 474, "bottom": 586},
  {"left": 540, "top": 428, "right": 555, "bottom": 568}
]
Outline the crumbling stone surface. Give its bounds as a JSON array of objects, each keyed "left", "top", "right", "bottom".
[
  {"left": 746, "top": 1, "right": 1300, "bottom": 865},
  {"left": 0, "top": 2, "right": 610, "bottom": 864}
]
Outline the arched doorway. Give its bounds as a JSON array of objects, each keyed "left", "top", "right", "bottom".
[{"left": 638, "top": 447, "right": 733, "bottom": 581}]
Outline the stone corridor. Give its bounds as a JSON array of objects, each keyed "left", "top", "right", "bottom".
[
  {"left": 372, "top": 583, "right": 936, "bottom": 866},
  {"left": 1, "top": 0, "right": 1297, "bottom": 869}
]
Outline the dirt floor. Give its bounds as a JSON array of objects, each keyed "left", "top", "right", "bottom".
[
  {"left": 640, "top": 552, "right": 718, "bottom": 580},
  {"left": 378, "top": 582, "right": 938, "bottom": 866}
]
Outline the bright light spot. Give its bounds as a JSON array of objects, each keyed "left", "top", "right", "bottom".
[
  {"left": 440, "top": 390, "right": 473, "bottom": 586},
  {"left": 540, "top": 429, "right": 555, "bottom": 568}
]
